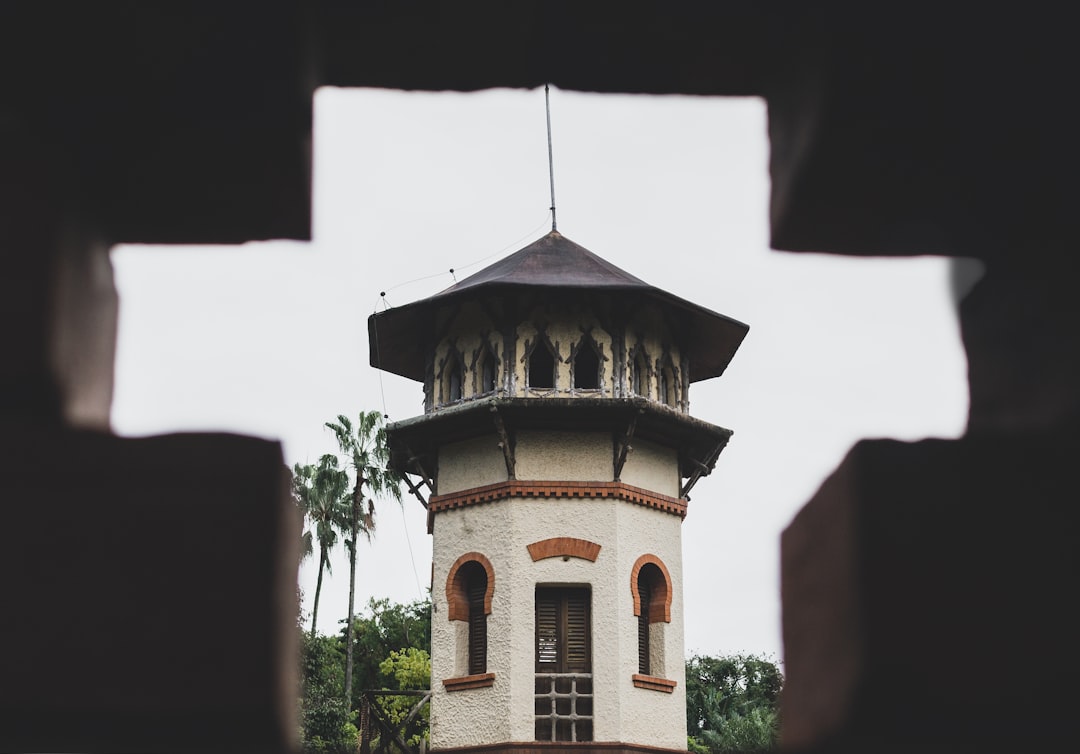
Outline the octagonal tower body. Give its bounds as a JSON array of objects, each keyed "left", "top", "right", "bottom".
[{"left": 369, "top": 232, "right": 747, "bottom": 753}]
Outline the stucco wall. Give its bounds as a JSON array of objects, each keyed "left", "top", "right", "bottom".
[
  {"left": 514, "top": 430, "right": 613, "bottom": 482},
  {"left": 438, "top": 434, "right": 507, "bottom": 494},
  {"left": 619, "top": 438, "right": 680, "bottom": 498},
  {"left": 430, "top": 494, "right": 686, "bottom": 749}
]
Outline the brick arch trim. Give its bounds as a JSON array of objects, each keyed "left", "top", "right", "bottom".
[
  {"left": 630, "top": 553, "right": 672, "bottom": 623},
  {"left": 445, "top": 552, "right": 495, "bottom": 622},
  {"left": 527, "top": 537, "right": 601, "bottom": 563}
]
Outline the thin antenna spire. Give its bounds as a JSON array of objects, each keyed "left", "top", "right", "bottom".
[{"left": 545, "top": 83, "right": 557, "bottom": 232}]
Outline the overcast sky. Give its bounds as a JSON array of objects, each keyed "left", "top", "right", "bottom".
[{"left": 111, "top": 87, "right": 969, "bottom": 663}]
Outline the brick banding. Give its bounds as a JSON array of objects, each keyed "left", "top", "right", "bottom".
[
  {"left": 632, "top": 674, "right": 677, "bottom": 693},
  {"left": 527, "top": 537, "right": 601, "bottom": 562},
  {"left": 429, "top": 481, "right": 687, "bottom": 524}
]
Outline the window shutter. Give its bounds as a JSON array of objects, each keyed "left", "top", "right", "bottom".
[
  {"left": 536, "top": 591, "right": 559, "bottom": 670},
  {"left": 638, "top": 578, "right": 651, "bottom": 674},
  {"left": 565, "top": 589, "right": 590, "bottom": 672},
  {"left": 468, "top": 578, "right": 487, "bottom": 675},
  {"left": 535, "top": 587, "right": 590, "bottom": 673}
]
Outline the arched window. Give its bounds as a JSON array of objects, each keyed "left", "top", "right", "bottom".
[
  {"left": 572, "top": 339, "right": 601, "bottom": 390},
  {"left": 441, "top": 350, "right": 464, "bottom": 404},
  {"left": 631, "top": 348, "right": 648, "bottom": 397},
  {"left": 637, "top": 565, "right": 661, "bottom": 674},
  {"left": 630, "top": 554, "right": 673, "bottom": 683},
  {"left": 528, "top": 341, "right": 556, "bottom": 390},
  {"left": 659, "top": 359, "right": 677, "bottom": 407},
  {"left": 445, "top": 553, "right": 495, "bottom": 682},
  {"left": 479, "top": 343, "right": 498, "bottom": 394}
]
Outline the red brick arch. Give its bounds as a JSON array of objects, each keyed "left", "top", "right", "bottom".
[
  {"left": 630, "top": 553, "right": 672, "bottom": 623},
  {"left": 526, "top": 537, "right": 601, "bottom": 562},
  {"left": 445, "top": 551, "right": 494, "bottom": 622}
]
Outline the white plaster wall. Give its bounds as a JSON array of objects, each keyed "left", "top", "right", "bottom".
[
  {"left": 619, "top": 439, "right": 680, "bottom": 498},
  {"left": 430, "top": 493, "right": 686, "bottom": 748},
  {"left": 437, "top": 435, "right": 508, "bottom": 494},
  {"left": 615, "top": 502, "right": 687, "bottom": 749},
  {"left": 514, "top": 430, "right": 613, "bottom": 481},
  {"left": 430, "top": 502, "right": 518, "bottom": 748}
]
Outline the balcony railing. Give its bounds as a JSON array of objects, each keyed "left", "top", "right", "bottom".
[{"left": 534, "top": 672, "right": 593, "bottom": 742}]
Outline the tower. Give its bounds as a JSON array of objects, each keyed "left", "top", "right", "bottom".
[{"left": 369, "top": 231, "right": 747, "bottom": 753}]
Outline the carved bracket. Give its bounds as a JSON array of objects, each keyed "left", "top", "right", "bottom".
[
  {"left": 490, "top": 405, "right": 516, "bottom": 480},
  {"left": 613, "top": 410, "right": 641, "bottom": 481}
]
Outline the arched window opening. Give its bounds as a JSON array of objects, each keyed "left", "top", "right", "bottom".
[
  {"left": 479, "top": 343, "right": 498, "bottom": 394},
  {"left": 441, "top": 351, "right": 464, "bottom": 404},
  {"left": 637, "top": 565, "right": 664, "bottom": 674},
  {"left": 446, "top": 553, "right": 494, "bottom": 681},
  {"left": 631, "top": 349, "right": 648, "bottom": 397},
  {"left": 631, "top": 555, "right": 672, "bottom": 683},
  {"left": 660, "top": 361, "right": 677, "bottom": 407},
  {"left": 573, "top": 341, "right": 601, "bottom": 390},
  {"left": 528, "top": 342, "right": 556, "bottom": 390}
]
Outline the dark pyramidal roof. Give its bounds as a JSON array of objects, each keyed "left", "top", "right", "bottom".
[
  {"left": 369, "top": 231, "right": 748, "bottom": 382},
  {"left": 443, "top": 230, "right": 651, "bottom": 292}
]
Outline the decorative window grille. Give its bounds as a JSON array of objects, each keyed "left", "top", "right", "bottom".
[{"left": 534, "top": 672, "right": 593, "bottom": 742}]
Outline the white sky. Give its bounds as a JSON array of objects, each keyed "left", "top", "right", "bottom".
[{"left": 111, "top": 87, "right": 969, "bottom": 663}]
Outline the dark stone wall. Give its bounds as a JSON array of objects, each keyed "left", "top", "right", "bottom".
[{"left": 2, "top": 2, "right": 1076, "bottom": 751}]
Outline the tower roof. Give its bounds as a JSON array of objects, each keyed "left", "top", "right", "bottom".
[
  {"left": 442, "top": 230, "right": 650, "bottom": 292},
  {"left": 369, "top": 231, "right": 748, "bottom": 382}
]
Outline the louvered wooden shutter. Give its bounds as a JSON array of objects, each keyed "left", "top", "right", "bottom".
[
  {"left": 638, "top": 578, "right": 651, "bottom": 674},
  {"left": 536, "top": 591, "right": 559, "bottom": 671},
  {"left": 564, "top": 589, "right": 590, "bottom": 672},
  {"left": 535, "top": 587, "right": 590, "bottom": 673},
  {"left": 467, "top": 578, "right": 487, "bottom": 675}
]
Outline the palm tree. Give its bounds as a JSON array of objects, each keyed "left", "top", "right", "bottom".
[
  {"left": 292, "top": 455, "right": 350, "bottom": 638},
  {"left": 324, "top": 411, "right": 402, "bottom": 709}
]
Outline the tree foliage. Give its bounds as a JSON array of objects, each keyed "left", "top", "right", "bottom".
[
  {"left": 299, "top": 632, "right": 356, "bottom": 754},
  {"left": 374, "top": 648, "right": 431, "bottom": 749},
  {"left": 341, "top": 597, "right": 432, "bottom": 705},
  {"left": 293, "top": 455, "right": 351, "bottom": 638},
  {"left": 300, "top": 599, "right": 432, "bottom": 753},
  {"left": 325, "top": 411, "right": 403, "bottom": 710},
  {"left": 685, "top": 653, "right": 784, "bottom": 754}
]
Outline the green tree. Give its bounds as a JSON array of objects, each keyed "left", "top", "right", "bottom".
[
  {"left": 299, "top": 631, "right": 356, "bottom": 754},
  {"left": 342, "top": 597, "right": 432, "bottom": 705},
  {"left": 374, "top": 648, "right": 431, "bottom": 749},
  {"left": 685, "top": 653, "right": 784, "bottom": 754},
  {"left": 293, "top": 455, "right": 351, "bottom": 638},
  {"left": 325, "top": 411, "right": 403, "bottom": 711}
]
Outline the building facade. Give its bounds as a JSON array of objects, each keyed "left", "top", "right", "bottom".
[{"left": 369, "top": 231, "right": 747, "bottom": 752}]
